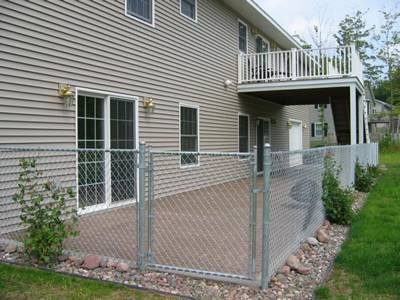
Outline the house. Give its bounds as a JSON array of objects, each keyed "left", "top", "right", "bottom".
[
  {"left": 0, "top": 0, "right": 367, "bottom": 209},
  {"left": 0, "top": 0, "right": 375, "bottom": 285},
  {"left": 309, "top": 104, "right": 337, "bottom": 146},
  {"left": 365, "top": 84, "right": 397, "bottom": 141}
]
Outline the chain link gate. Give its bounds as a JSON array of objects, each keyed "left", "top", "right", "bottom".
[{"left": 145, "top": 147, "right": 259, "bottom": 284}]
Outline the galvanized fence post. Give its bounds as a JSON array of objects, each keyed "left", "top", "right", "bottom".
[
  {"left": 248, "top": 145, "right": 258, "bottom": 279},
  {"left": 147, "top": 145, "right": 155, "bottom": 265},
  {"left": 138, "top": 142, "right": 146, "bottom": 271},
  {"left": 261, "top": 143, "right": 271, "bottom": 289}
]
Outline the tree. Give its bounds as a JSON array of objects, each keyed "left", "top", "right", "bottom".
[
  {"left": 374, "top": 9, "right": 400, "bottom": 133},
  {"left": 334, "top": 10, "right": 380, "bottom": 83}
]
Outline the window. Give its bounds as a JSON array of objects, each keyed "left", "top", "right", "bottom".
[
  {"left": 311, "top": 122, "right": 327, "bottom": 138},
  {"left": 256, "top": 36, "right": 269, "bottom": 53},
  {"left": 180, "top": 105, "right": 199, "bottom": 166},
  {"left": 77, "top": 93, "right": 137, "bottom": 214},
  {"left": 238, "top": 20, "right": 248, "bottom": 53},
  {"left": 126, "top": 0, "right": 154, "bottom": 25},
  {"left": 238, "top": 114, "right": 249, "bottom": 153},
  {"left": 180, "top": 0, "right": 197, "bottom": 21}
]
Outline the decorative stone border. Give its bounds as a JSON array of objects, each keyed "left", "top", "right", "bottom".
[{"left": 0, "top": 192, "right": 368, "bottom": 300}]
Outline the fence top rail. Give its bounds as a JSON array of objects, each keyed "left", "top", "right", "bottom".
[
  {"left": 0, "top": 147, "right": 139, "bottom": 153},
  {"left": 270, "top": 143, "right": 377, "bottom": 156},
  {"left": 150, "top": 150, "right": 253, "bottom": 157}
]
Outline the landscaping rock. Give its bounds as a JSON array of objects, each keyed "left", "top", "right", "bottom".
[
  {"left": 82, "top": 255, "right": 101, "bottom": 270},
  {"left": 100, "top": 257, "right": 108, "bottom": 268},
  {"left": 75, "top": 258, "right": 84, "bottom": 267},
  {"left": 296, "top": 266, "right": 311, "bottom": 275},
  {"left": 4, "top": 242, "right": 17, "bottom": 254},
  {"left": 317, "top": 229, "right": 329, "bottom": 243},
  {"left": 106, "top": 259, "right": 117, "bottom": 269},
  {"left": 306, "top": 237, "right": 319, "bottom": 246},
  {"left": 323, "top": 220, "right": 331, "bottom": 229},
  {"left": 280, "top": 265, "right": 291, "bottom": 276},
  {"left": 116, "top": 262, "right": 129, "bottom": 272},
  {"left": 286, "top": 255, "right": 300, "bottom": 270},
  {"left": 68, "top": 256, "right": 77, "bottom": 262},
  {"left": 58, "top": 255, "right": 68, "bottom": 262}
]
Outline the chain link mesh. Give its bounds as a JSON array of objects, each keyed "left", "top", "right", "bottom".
[
  {"left": 0, "top": 143, "right": 379, "bottom": 285},
  {"left": 148, "top": 151, "right": 255, "bottom": 280},
  {"left": 0, "top": 148, "right": 139, "bottom": 264}
]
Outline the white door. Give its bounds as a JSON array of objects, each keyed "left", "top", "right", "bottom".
[{"left": 289, "top": 120, "right": 303, "bottom": 166}]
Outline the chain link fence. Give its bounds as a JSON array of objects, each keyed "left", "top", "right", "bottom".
[
  {"left": 0, "top": 148, "right": 140, "bottom": 266},
  {"left": 0, "top": 143, "right": 379, "bottom": 287}
]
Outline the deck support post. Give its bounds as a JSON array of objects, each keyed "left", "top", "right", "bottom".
[
  {"left": 350, "top": 84, "right": 357, "bottom": 145},
  {"left": 358, "top": 94, "right": 365, "bottom": 144},
  {"left": 261, "top": 143, "right": 271, "bottom": 289}
]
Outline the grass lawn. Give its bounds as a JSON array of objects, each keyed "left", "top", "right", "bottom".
[
  {"left": 315, "top": 147, "right": 400, "bottom": 299},
  {"left": 0, "top": 263, "right": 176, "bottom": 300}
]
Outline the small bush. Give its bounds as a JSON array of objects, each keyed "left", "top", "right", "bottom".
[
  {"left": 13, "top": 158, "right": 78, "bottom": 264},
  {"left": 354, "top": 160, "right": 377, "bottom": 192},
  {"left": 322, "top": 154, "right": 354, "bottom": 225}
]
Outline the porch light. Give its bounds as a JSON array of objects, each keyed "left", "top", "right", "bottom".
[
  {"left": 58, "top": 83, "right": 74, "bottom": 107},
  {"left": 287, "top": 120, "right": 292, "bottom": 129},
  {"left": 303, "top": 122, "right": 307, "bottom": 129},
  {"left": 143, "top": 98, "right": 155, "bottom": 112},
  {"left": 224, "top": 79, "right": 233, "bottom": 87}
]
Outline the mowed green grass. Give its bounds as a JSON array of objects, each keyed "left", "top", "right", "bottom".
[
  {"left": 315, "top": 148, "right": 400, "bottom": 299},
  {"left": 0, "top": 263, "right": 176, "bottom": 300}
]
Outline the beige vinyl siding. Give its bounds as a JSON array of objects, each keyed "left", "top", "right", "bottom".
[{"left": 0, "top": 0, "right": 309, "bottom": 150}]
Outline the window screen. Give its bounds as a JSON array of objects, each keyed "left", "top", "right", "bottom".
[
  {"left": 239, "top": 115, "right": 249, "bottom": 153},
  {"left": 126, "top": 0, "right": 153, "bottom": 24},
  {"left": 239, "top": 21, "right": 247, "bottom": 53},
  {"left": 181, "top": 0, "right": 196, "bottom": 20}
]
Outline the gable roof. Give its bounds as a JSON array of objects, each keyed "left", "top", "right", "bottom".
[{"left": 221, "top": 0, "right": 301, "bottom": 49}]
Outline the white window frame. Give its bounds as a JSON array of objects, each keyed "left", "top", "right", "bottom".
[
  {"left": 180, "top": 0, "right": 197, "bottom": 22},
  {"left": 238, "top": 19, "right": 248, "bottom": 54},
  {"left": 75, "top": 87, "right": 139, "bottom": 215},
  {"left": 238, "top": 112, "right": 250, "bottom": 154},
  {"left": 313, "top": 122, "right": 324, "bottom": 138},
  {"left": 255, "top": 35, "right": 270, "bottom": 53},
  {"left": 179, "top": 102, "right": 200, "bottom": 168},
  {"left": 125, "top": 0, "right": 155, "bottom": 28}
]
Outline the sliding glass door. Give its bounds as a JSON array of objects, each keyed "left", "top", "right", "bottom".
[{"left": 77, "top": 94, "right": 137, "bottom": 213}]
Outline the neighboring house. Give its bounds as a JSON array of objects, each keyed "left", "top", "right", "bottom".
[
  {"left": 365, "top": 84, "right": 395, "bottom": 141},
  {"left": 309, "top": 104, "right": 337, "bottom": 146},
  {"left": 0, "top": 0, "right": 367, "bottom": 210}
]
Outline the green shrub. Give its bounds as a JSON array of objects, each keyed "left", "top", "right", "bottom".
[
  {"left": 322, "top": 154, "right": 354, "bottom": 225},
  {"left": 354, "top": 160, "right": 375, "bottom": 192},
  {"left": 13, "top": 158, "right": 78, "bottom": 264}
]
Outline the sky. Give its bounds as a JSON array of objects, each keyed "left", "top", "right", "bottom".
[{"left": 255, "top": 0, "right": 399, "bottom": 47}]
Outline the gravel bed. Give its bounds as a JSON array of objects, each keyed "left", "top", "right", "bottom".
[{"left": 0, "top": 192, "right": 368, "bottom": 300}]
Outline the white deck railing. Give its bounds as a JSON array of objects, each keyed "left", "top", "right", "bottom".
[{"left": 238, "top": 45, "right": 363, "bottom": 84}]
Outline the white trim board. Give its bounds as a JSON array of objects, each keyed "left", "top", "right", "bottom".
[{"left": 238, "top": 77, "right": 364, "bottom": 94}]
